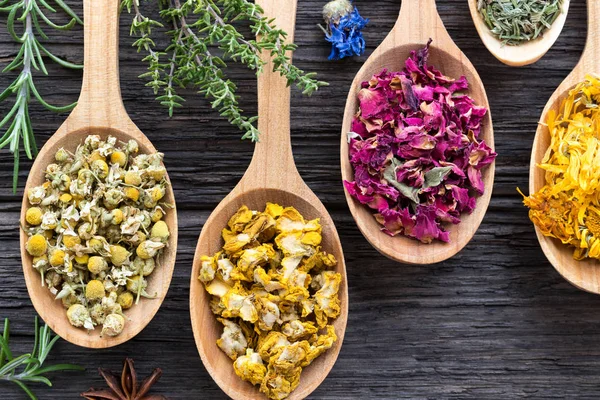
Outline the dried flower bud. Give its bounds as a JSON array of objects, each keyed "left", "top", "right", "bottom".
[
  {"left": 55, "top": 148, "right": 70, "bottom": 163},
  {"left": 25, "top": 207, "right": 43, "bottom": 225},
  {"left": 26, "top": 234, "right": 47, "bottom": 257},
  {"left": 86, "top": 280, "right": 105, "bottom": 300},
  {"left": 102, "top": 313, "right": 125, "bottom": 337},
  {"left": 88, "top": 256, "right": 108, "bottom": 274}
]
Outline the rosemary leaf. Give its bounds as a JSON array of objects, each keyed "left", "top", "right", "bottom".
[
  {"left": 0, "top": 0, "right": 82, "bottom": 192},
  {"left": 0, "top": 317, "right": 83, "bottom": 400}
]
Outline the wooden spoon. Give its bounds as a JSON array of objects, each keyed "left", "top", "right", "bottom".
[
  {"left": 340, "top": 0, "right": 495, "bottom": 265},
  {"left": 19, "top": 0, "right": 178, "bottom": 348},
  {"left": 529, "top": 0, "right": 600, "bottom": 293},
  {"left": 189, "top": 0, "right": 347, "bottom": 398},
  {"left": 469, "top": 0, "right": 570, "bottom": 66}
]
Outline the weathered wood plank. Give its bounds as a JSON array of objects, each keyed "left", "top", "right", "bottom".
[{"left": 0, "top": 1, "right": 597, "bottom": 399}]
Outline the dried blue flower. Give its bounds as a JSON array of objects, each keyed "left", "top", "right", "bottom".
[{"left": 321, "top": 0, "right": 369, "bottom": 60}]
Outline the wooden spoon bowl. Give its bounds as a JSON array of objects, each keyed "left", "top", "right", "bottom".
[
  {"left": 189, "top": 1, "right": 347, "bottom": 398},
  {"left": 529, "top": 0, "right": 600, "bottom": 293},
  {"left": 341, "top": 0, "right": 495, "bottom": 265},
  {"left": 469, "top": 0, "right": 570, "bottom": 66},
  {"left": 19, "top": 0, "right": 177, "bottom": 348}
]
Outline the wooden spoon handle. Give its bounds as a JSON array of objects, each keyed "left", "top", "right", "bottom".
[
  {"left": 578, "top": 0, "right": 600, "bottom": 72},
  {"left": 69, "top": 0, "right": 128, "bottom": 128},
  {"left": 385, "top": 0, "right": 449, "bottom": 47},
  {"left": 247, "top": 0, "right": 299, "bottom": 182}
]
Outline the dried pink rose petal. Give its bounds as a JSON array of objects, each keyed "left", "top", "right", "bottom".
[{"left": 344, "top": 39, "right": 496, "bottom": 244}]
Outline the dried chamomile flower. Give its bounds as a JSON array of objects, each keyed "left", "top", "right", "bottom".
[
  {"left": 22, "top": 134, "right": 171, "bottom": 336},
  {"left": 199, "top": 203, "right": 342, "bottom": 400},
  {"left": 67, "top": 304, "right": 93, "bottom": 330},
  {"left": 26, "top": 207, "right": 43, "bottom": 225},
  {"left": 117, "top": 292, "right": 134, "bottom": 309},
  {"left": 26, "top": 234, "right": 47, "bottom": 257},
  {"left": 101, "top": 313, "right": 125, "bottom": 337}
]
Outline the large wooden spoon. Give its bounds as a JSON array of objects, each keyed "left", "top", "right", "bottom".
[
  {"left": 529, "top": 0, "right": 600, "bottom": 293},
  {"left": 189, "top": 0, "right": 347, "bottom": 398},
  {"left": 19, "top": 0, "right": 177, "bottom": 348},
  {"left": 340, "top": 0, "right": 495, "bottom": 265},
  {"left": 468, "top": 0, "right": 570, "bottom": 66}
]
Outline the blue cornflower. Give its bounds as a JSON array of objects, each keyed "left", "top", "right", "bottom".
[{"left": 321, "top": 0, "right": 369, "bottom": 60}]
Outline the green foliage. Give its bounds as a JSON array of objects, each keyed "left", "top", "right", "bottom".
[
  {"left": 123, "top": 0, "right": 328, "bottom": 142},
  {"left": 0, "top": 317, "right": 83, "bottom": 400},
  {"left": 0, "top": 0, "right": 82, "bottom": 192}
]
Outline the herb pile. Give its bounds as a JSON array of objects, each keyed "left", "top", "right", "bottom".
[
  {"left": 122, "top": 0, "right": 328, "bottom": 142},
  {"left": 477, "top": 0, "right": 563, "bottom": 45},
  {"left": 23, "top": 135, "right": 172, "bottom": 337},
  {"left": 0, "top": 317, "right": 83, "bottom": 400},
  {"left": 344, "top": 41, "right": 496, "bottom": 244},
  {"left": 0, "top": 0, "right": 82, "bottom": 192},
  {"left": 199, "top": 203, "right": 341, "bottom": 400},
  {"left": 521, "top": 75, "right": 600, "bottom": 260}
]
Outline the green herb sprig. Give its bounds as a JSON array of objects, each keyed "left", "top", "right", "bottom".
[
  {"left": 0, "top": 0, "right": 82, "bottom": 192},
  {"left": 122, "top": 0, "right": 328, "bottom": 142},
  {"left": 0, "top": 317, "right": 83, "bottom": 400},
  {"left": 477, "top": 0, "right": 563, "bottom": 46}
]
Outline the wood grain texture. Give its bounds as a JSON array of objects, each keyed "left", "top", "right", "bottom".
[
  {"left": 0, "top": 0, "right": 596, "bottom": 399},
  {"left": 19, "top": 0, "right": 177, "bottom": 348},
  {"left": 468, "top": 0, "right": 571, "bottom": 66},
  {"left": 190, "top": 0, "right": 347, "bottom": 398},
  {"left": 529, "top": 0, "right": 600, "bottom": 295},
  {"left": 340, "top": 0, "right": 495, "bottom": 264}
]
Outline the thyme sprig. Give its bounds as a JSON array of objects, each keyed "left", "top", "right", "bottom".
[
  {"left": 122, "top": 0, "right": 328, "bottom": 141},
  {"left": 0, "top": 317, "right": 83, "bottom": 400},
  {"left": 0, "top": 0, "right": 82, "bottom": 192}
]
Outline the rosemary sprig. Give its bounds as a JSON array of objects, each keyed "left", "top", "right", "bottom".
[
  {"left": 0, "top": 317, "right": 83, "bottom": 400},
  {"left": 122, "top": 0, "right": 328, "bottom": 142},
  {"left": 0, "top": 0, "right": 82, "bottom": 192}
]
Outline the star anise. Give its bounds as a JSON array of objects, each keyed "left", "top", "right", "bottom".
[{"left": 81, "top": 358, "right": 167, "bottom": 400}]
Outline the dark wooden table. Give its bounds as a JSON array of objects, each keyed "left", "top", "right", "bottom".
[{"left": 0, "top": 1, "right": 596, "bottom": 399}]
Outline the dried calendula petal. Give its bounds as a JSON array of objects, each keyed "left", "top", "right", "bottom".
[
  {"left": 22, "top": 135, "right": 171, "bottom": 336},
  {"left": 199, "top": 204, "right": 342, "bottom": 400},
  {"left": 522, "top": 75, "right": 600, "bottom": 261}
]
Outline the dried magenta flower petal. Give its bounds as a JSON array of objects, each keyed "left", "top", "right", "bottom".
[{"left": 344, "top": 40, "right": 496, "bottom": 244}]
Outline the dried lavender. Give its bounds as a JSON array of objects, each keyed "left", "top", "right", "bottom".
[{"left": 477, "top": 0, "right": 563, "bottom": 45}]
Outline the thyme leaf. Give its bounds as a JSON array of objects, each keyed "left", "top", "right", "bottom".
[{"left": 122, "top": 0, "right": 329, "bottom": 142}]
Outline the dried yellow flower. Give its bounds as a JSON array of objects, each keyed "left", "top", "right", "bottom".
[
  {"left": 124, "top": 187, "right": 140, "bottom": 202},
  {"left": 63, "top": 234, "right": 81, "bottom": 250},
  {"left": 86, "top": 280, "right": 105, "bottom": 300},
  {"left": 200, "top": 203, "right": 341, "bottom": 400},
  {"left": 110, "top": 150, "right": 127, "bottom": 167},
  {"left": 25, "top": 207, "right": 43, "bottom": 225},
  {"left": 88, "top": 256, "right": 108, "bottom": 274},
  {"left": 150, "top": 220, "right": 169, "bottom": 242},
  {"left": 22, "top": 135, "right": 171, "bottom": 337},
  {"left": 26, "top": 234, "right": 47, "bottom": 257},
  {"left": 124, "top": 170, "right": 142, "bottom": 186},
  {"left": 522, "top": 75, "right": 600, "bottom": 260},
  {"left": 117, "top": 291, "right": 134, "bottom": 309}
]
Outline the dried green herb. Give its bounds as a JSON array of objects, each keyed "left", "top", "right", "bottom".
[
  {"left": 121, "top": 0, "right": 328, "bottom": 142},
  {"left": 0, "top": 317, "right": 83, "bottom": 400},
  {"left": 477, "top": 0, "right": 562, "bottom": 45}
]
